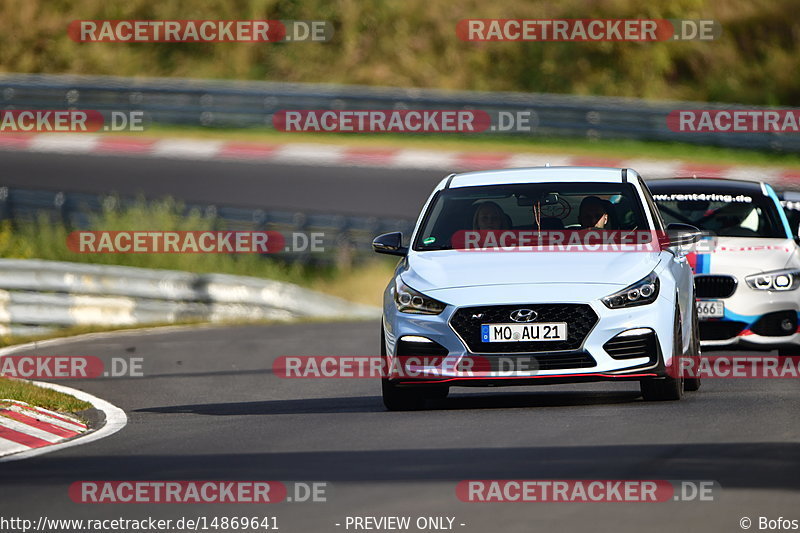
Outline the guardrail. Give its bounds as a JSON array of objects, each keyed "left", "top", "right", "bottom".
[
  {"left": 0, "top": 258, "right": 380, "bottom": 337},
  {"left": 0, "top": 186, "right": 414, "bottom": 267},
  {"left": 1, "top": 73, "right": 798, "bottom": 152}
]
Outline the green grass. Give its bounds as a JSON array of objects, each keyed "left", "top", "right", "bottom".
[
  {"left": 0, "top": 197, "right": 396, "bottom": 306},
  {"left": 1, "top": 0, "right": 798, "bottom": 107},
  {"left": 138, "top": 125, "right": 800, "bottom": 169},
  {"left": 0, "top": 199, "right": 313, "bottom": 285},
  {"left": 0, "top": 378, "right": 91, "bottom": 413}
]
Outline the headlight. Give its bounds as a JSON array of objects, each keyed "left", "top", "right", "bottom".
[
  {"left": 745, "top": 269, "right": 800, "bottom": 291},
  {"left": 393, "top": 278, "right": 446, "bottom": 314},
  {"left": 602, "top": 272, "right": 660, "bottom": 309}
]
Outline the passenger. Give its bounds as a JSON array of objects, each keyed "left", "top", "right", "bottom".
[
  {"left": 578, "top": 196, "right": 610, "bottom": 229},
  {"left": 472, "top": 201, "right": 510, "bottom": 230}
]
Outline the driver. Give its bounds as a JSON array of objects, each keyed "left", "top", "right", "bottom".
[
  {"left": 712, "top": 203, "right": 755, "bottom": 234},
  {"left": 578, "top": 196, "right": 610, "bottom": 229},
  {"left": 473, "top": 201, "right": 510, "bottom": 230}
]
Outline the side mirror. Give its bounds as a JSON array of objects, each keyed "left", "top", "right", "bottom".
[
  {"left": 372, "top": 232, "right": 408, "bottom": 256},
  {"left": 665, "top": 223, "right": 702, "bottom": 248}
]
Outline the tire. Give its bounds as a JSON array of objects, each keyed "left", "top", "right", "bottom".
[
  {"left": 423, "top": 386, "right": 449, "bottom": 400},
  {"left": 380, "top": 324, "right": 427, "bottom": 411},
  {"left": 641, "top": 307, "right": 684, "bottom": 401},
  {"left": 684, "top": 302, "right": 702, "bottom": 392},
  {"left": 381, "top": 379, "right": 427, "bottom": 411}
]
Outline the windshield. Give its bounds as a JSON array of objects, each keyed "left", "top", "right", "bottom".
[
  {"left": 652, "top": 191, "right": 786, "bottom": 238},
  {"left": 414, "top": 182, "right": 650, "bottom": 251}
]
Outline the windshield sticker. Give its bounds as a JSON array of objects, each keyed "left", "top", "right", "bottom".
[{"left": 652, "top": 193, "right": 752, "bottom": 203}]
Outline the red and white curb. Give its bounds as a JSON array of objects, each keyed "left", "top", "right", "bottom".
[
  {"left": 0, "top": 337, "right": 128, "bottom": 462},
  {"left": 1, "top": 133, "right": 799, "bottom": 185},
  {"left": 0, "top": 379, "right": 126, "bottom": 462},
  {"left": 0, "top": 399, "right": 87, "bottom": 456}
]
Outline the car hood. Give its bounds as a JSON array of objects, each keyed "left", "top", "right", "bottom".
[
  {"left": 691, "top": 237, "right": 800, "bottom": 277},
  {"left": 403, "top": 250, "right": 663, "bottom": 292}
]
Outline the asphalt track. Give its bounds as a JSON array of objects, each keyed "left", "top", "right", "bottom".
[
  {"left": 1, "top": 151, "right": 800, "bottom": 531},
  {"left": 0, "top": 151, "right": 442, "bottom": 218},
  {"left": 1, "top": 322, "right": 799, "bottom": 532}
]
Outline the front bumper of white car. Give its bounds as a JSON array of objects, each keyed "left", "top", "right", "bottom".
[
  {"left": 382, "top": 282, "right": 680, "bottom": 386},
  {"left": 696, "top": 274, "right": 800, "bottom": 351}
]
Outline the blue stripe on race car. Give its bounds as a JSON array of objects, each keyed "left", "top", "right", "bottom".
[
  {"left": 695, "top": 253, "right": 710, "bottom": 274},
  {"left": 765, "top": 183, "right": 794, "bottom": 238},
  {"left": 723, "top": 308, "right": 758, "bottom": 323}
]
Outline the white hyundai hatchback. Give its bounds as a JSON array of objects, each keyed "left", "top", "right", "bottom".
[{"left": 373, "top": 167, "right": 701, "bottom": 410}]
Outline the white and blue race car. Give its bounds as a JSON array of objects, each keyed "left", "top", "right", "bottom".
[{"left": 650, "top": 178, "right": 800, "bottom": 354}]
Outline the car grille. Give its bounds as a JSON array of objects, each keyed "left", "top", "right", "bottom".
[
  {"left": 699, "top": 320, "right": 746, "bottom": 340},
  {"left": 603, "top": 331, "right": 658, "bottom": 360},
  {"left": 694, "top": 275, "right": 737, "bottom": 298},
  {"left": 449, "top": 304, "right": 598, "bottom": 353},
  {"left": 462, "top": 353, "right": 597, "bottom": 372}
]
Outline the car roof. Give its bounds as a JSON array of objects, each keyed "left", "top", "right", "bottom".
[
  {"left": 447, "top": 166, "right": 629, "bottom": 189},
  {"left": 647, "top": 177, "right": 768, "bottom": 195}
]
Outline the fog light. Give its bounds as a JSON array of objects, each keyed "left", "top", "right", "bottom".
[
  {"left": 781, "top": 319, "right": 795, "bottom": 332},
  {"left": 617, "top": 327, "right": 654, "bottom": 337},
  {"left": 401, "top": 336, "right": 434, "bottom": 343}
]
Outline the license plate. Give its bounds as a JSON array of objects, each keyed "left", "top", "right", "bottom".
[
  {"left": 481, "top": 323, "right": 568, "bottom": 342},
  {"left": 696, "top": 300, "right": 724, "bottom": 319}
]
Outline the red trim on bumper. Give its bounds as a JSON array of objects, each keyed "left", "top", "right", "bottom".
[{"left": 397, "top": 371, "right": 659, "bottom": 385}]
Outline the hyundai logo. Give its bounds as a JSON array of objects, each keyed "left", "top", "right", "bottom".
[{"left": 510, "top": 309, "right": 537, "bottom": 322}]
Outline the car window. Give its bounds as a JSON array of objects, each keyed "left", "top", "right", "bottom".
[
  {"left": 651, "top": 191, "right": 785, "bottom": 238},
  {"left": 414, "top": 182, "right": 650, "bottom": 250},
  {"left": 780, "top": 197, "right": 800, "bottom": 236}
]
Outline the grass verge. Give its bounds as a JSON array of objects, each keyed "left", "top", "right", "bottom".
[
  {"left": 0, "top": 320, "right": 207, "bottom": 349},
  {"left": 0, "top": 199, "right": 397, "bottom": 306},
  {"left": 0, "top": 379, "right": 91, "bottom": 413},
  {"left": 134, "top": 125, "right": 800, "bottom": 169}
]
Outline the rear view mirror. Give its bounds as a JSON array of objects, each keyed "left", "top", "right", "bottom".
[
  {"left": 541, "top": 192, "right": 560, "bottom": 205},
  {"left": 372, "top": 232, "right": 408, "bottom": 256},
  {"left": 665, "top": 223, "right": 702, "bottom": 247},
  {"left": 516, "top": 192, "right": 559, "bottom": 206}
]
